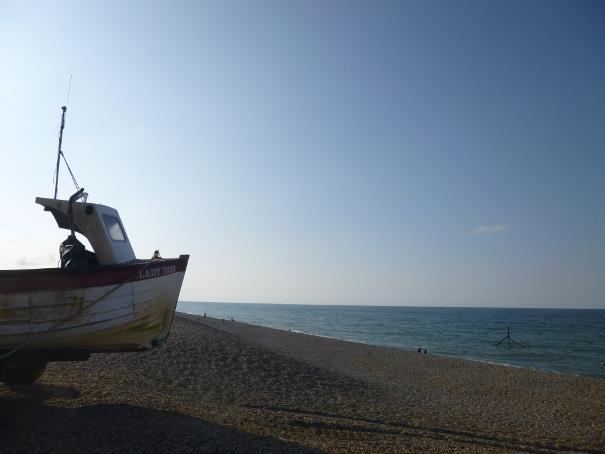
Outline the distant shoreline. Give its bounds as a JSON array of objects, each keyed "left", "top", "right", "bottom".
[
  {"left": 177, "top": 302, "right": 605, "bottom": 379},
  {"left": 177, "top": 312, "right": 599, "bottom": 380},
  {"left": 180, "top": 309, "right": 548, "bottom": 373}
]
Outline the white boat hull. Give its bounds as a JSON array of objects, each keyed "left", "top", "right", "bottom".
[{"left": 0, "top": 256, "right": 189, "bottom": 354}]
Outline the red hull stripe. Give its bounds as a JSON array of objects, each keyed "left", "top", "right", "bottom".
[{"left": 0, "top": 255, "right": 189, "bottom": 294}]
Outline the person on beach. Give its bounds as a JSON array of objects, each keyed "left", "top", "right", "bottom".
[
  {"left": 417, "top": 347, "right": 422, "bottom": 353},
  {"left": 423, "top": 349, "right": 428, "bottom": 354}
]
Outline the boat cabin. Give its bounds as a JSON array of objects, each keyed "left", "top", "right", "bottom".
[{"left": 36, "top": 196, "right": 136, "bottom": 266}]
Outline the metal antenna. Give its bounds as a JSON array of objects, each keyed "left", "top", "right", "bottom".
[
  {"left": 53, "top": 106, "right": 67, "bottom": 199},
  {"left": 52, "top": 76, "right": 73, "bottom": 198},
  {"left": 66, "top": 75, "right": 73, "bottom": 106}
]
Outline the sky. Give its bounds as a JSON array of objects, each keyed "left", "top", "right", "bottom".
[{"left": 1, "top": 0, "right": 603, "bottom": 308}]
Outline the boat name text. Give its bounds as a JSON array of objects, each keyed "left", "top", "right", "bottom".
[{"left": 139, "top": 265, "right": 177, "bottom": 279}]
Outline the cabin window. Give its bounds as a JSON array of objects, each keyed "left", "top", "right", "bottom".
[{"left": 102, "top": 215, "right": 126, "bottom": 241}]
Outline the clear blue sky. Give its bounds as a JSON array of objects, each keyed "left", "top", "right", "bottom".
[{"left": 1, "top": 0, "right": 603, "bottom": 308}]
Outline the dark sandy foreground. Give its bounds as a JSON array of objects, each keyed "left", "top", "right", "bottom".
[{"left": 1, "top": 313, "right": 604, "bottom": 453}]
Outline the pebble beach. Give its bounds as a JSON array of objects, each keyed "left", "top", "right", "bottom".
[{"left": 1, "top": 313, "right": 604, "bottom": 453}]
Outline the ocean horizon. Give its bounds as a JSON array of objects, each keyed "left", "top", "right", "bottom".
[{"left": 177, "top": 301, "right": 605, "bottom": 379}]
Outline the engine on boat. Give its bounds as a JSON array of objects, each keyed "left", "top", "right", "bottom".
[{"left": 60, "top": 234, "right": 99, "bottom": 268}]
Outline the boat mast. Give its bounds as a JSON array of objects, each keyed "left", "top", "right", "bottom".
[{"left": 53, "top": 106, "right": 67, "bottom": 199}]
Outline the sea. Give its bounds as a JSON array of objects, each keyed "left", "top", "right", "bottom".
[{"left": 177, "top": 302, "right": 605, "bottom": 379}]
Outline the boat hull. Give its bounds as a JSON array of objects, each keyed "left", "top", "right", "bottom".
[{"left": 0, "top": 255, "right": 189, "bottom": 354}]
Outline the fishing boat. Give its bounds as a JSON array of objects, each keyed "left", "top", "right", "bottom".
[{"left": 0, "top": 106, "right": 189, "bottom": 384}]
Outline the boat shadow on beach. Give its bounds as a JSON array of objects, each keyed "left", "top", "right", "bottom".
[{"left": 0, "top": 384, "right": 325, "bottom": 454}]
